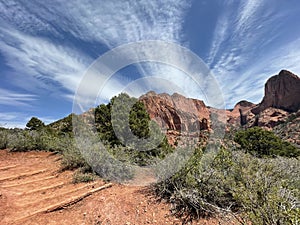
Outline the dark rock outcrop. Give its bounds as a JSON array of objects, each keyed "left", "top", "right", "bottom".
[{"left": 252, "top": 70, "right": 300, "bottom": 114}]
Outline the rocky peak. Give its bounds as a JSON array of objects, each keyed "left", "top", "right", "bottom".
[
  {"left": 279, "top": 69, "right": 299, "bottom": 79},
  {"left": 227, "top": 100, "right": 256, "bottom": 126},
  {"left": 235, "top": 100, "right": 256, "bottom": 108},
  {"left": 252, "top": 70, "right": 300, "bottom": 114},
  {"left": 138, "top": 70, "right": 300, "bottom": 144}
]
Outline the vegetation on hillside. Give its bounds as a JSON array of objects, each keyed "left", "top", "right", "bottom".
[
  {"left": 274, "top": 111, "right": 300, "bottom": 148},
  {"left": 0, "top": 93, "right": 299, "bottom": 224},
  {"left": 154, "top": 144, "right": 300, "bottom": 224},
  {"left": 94, "top": 93, "right": 173, "bottom": 166},
  {"left": 48, "top": 113, "right": 74, "bottom": 134},
  {"left": 234, "top": 127, "right": 300, "bottom": 158},
  {"left": 0, "top": 93, "right": 173, "bottom": 179},
  {"left": 153, "top": 126, "right": 299, "bottom": 224}
]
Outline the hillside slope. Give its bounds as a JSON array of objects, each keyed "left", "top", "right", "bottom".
[{"left": 0, "top": 150, "right": 229, "bottom": 225}]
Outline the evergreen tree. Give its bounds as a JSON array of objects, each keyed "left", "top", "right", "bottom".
[
  {"left": 95, "top": 93, "right": 151, "bottom": 145},
  {"left": 26, "top": 117, "right": 45, "bottom": 130}
]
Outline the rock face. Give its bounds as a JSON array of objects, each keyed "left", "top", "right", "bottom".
[
  {"left": 140, "top": 92, "right": 210, "bottom": 132},
  {"left": 254, "top": 107, "right": 289, "bottom": 129},
  {"left": 227, "top": 100, "right": 256, "bottom": 126},
  {"left": 252, "top": 70, "right": 300, "bottom": 114},
  {"left": 227, "top": 70, "right": 300, "bottom": 129},
  {"left": 139, "top": 92, "right": 210, "bottom": 145},
  {"left": 138, "top": 70, "right": 300, "bottom": 145}
]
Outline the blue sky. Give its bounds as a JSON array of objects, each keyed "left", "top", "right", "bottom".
[{"left": 1, "top": 0, "right": 300, "bottom": 127}]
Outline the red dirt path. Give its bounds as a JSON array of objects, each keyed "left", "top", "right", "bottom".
[{"left": 0, "top": 150, "right": 233, "bottom": 225}]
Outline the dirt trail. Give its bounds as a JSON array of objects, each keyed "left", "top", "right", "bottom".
[{"left": 0, "top": 150, "right": 228, "bottom": 225}]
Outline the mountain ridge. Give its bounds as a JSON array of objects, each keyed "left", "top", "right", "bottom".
[
  {"left": 138, "top": 70, "right": 300, "bottom": 145},
  {"left": 48, "top": 69, "right": 300, "bottom": 146}
]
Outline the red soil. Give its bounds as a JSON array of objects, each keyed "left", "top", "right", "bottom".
[{"left": 0, "top": 150, "right": 234, "bottom": 225}]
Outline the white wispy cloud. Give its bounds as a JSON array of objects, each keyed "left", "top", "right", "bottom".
[
  {"left": 0, "top": 112, "right": 28, "bottom": 128},
  {"left": 2, "top": 0, "right": 298, "bottom": 117},
  {"left": 0, "top": 0, "right": 191, "bottom": 47},
  {"left": 0, "top": 112, "right": 58, "bottom": 128},
  {"left": 207, "top": 0, "right": 300, "bottom": 107},
  {"left": 0, "top": 0, "right": 192, "bottom": 111},
  {"left": 262, "top": 38, "right": 300, "bottom": 75},
  {"left": 47, "top": 0, "right": 193, "bottom": 107},
  {"left": 209, "top": 0, "right": 269, "bottom": 72},
  {"left": 0, "top": 88, "right": 36, "bottom": 107},
  {"left": 207, "top": 7, "right": 231, "bottom": 66},
  {"left": 43, "top": 0, "right": 191, "bottom": 47},
  {"left": 235, "top": 0, "right": 263, "bottom": 34},
  {"left": 0, "top": 0, "right": 60, "bottom": 35},
  {"left": 0, "top": 26, "right": 91, "bottom": 93},
  {"left": 0, "top": 112, "right": 23, "bottom": 121}
]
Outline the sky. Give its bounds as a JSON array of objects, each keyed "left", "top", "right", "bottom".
[{"left": 1, "top": 0, "right": 300, "bottom": 128}]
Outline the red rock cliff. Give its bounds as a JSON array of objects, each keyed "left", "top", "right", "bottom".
[
  {"left": 252, "top": 70, "right": 300, "bottom": 114},
  {"left": 139, "top": 91, "right": 210, "bottom": 133}
]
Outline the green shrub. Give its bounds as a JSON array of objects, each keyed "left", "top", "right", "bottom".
[
  {"left": 1, "top": 127, "right": 73, "bottom": 153},
  {"left": 7, "top": 129, "right": 36, "bottom": 151},
  {"left": 61, "top": 144, "right": 90, "bottom": 171},
  {"left": 0, "top": 128, "right": 9, "bottom": 149},
  {"left": 106, "top": 136, "right": 173, "bottom": 166},
  {"left": 234, "top": 127, "right": 300, "bottom": 158},
  {"left": 72, "top": 170, "right": 96, "bottom": 183},
  {"left": 80, "top": 143, "right": 135, "bottom": 183},
  {"left": 231, "top": 153, "right": 300, "bottom": 225},
  {"left": 95, "top": 93, "right": 173, "bottom": 167},
  {"left": 154, "top": 145, "right": 300, "bottom": 224},
  {"left": 154, "top": 146, "right": 235, "bottom": 220},
  {"left": 48, "top": 113, "right": 74, "bottom": 134},
  {"left": 95, "top": 93, "right": 152, "bottom": 146}
]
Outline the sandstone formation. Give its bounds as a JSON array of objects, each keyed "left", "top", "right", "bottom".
[
  {"left": 140, "top": 91, "right": 210, "bottom": 132},
  {"left": 49, "top": 70, "right": 299, "bottom": 147},
  {"left": 252, "top": 70, "right": 300, "bottom": 114},
  {"left": 139, "top": 91, "right": 210, "bottom": 145},
  {"left": 227, "top": 100, "right": 256, "bottom": 126},
  {"left": 254, "top": 107, "right": 289, "bottom": 129},
  {"left": 139, "top": 70, "right": 299, "bottom": 144},
  {"left": 226, "top": 70, "right": 300, "bottom": 129}
]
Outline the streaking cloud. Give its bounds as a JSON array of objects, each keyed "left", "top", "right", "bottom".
[{"left": 0, "top": 0, "right": 300, "bottom": 127}]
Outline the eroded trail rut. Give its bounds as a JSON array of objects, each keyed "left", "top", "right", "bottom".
[
  {"left": 0, "top": 150, "right": 110, "bottom": 225},
  {"left": 0, "top": 150, "right": 224, "bottom": 225}
]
